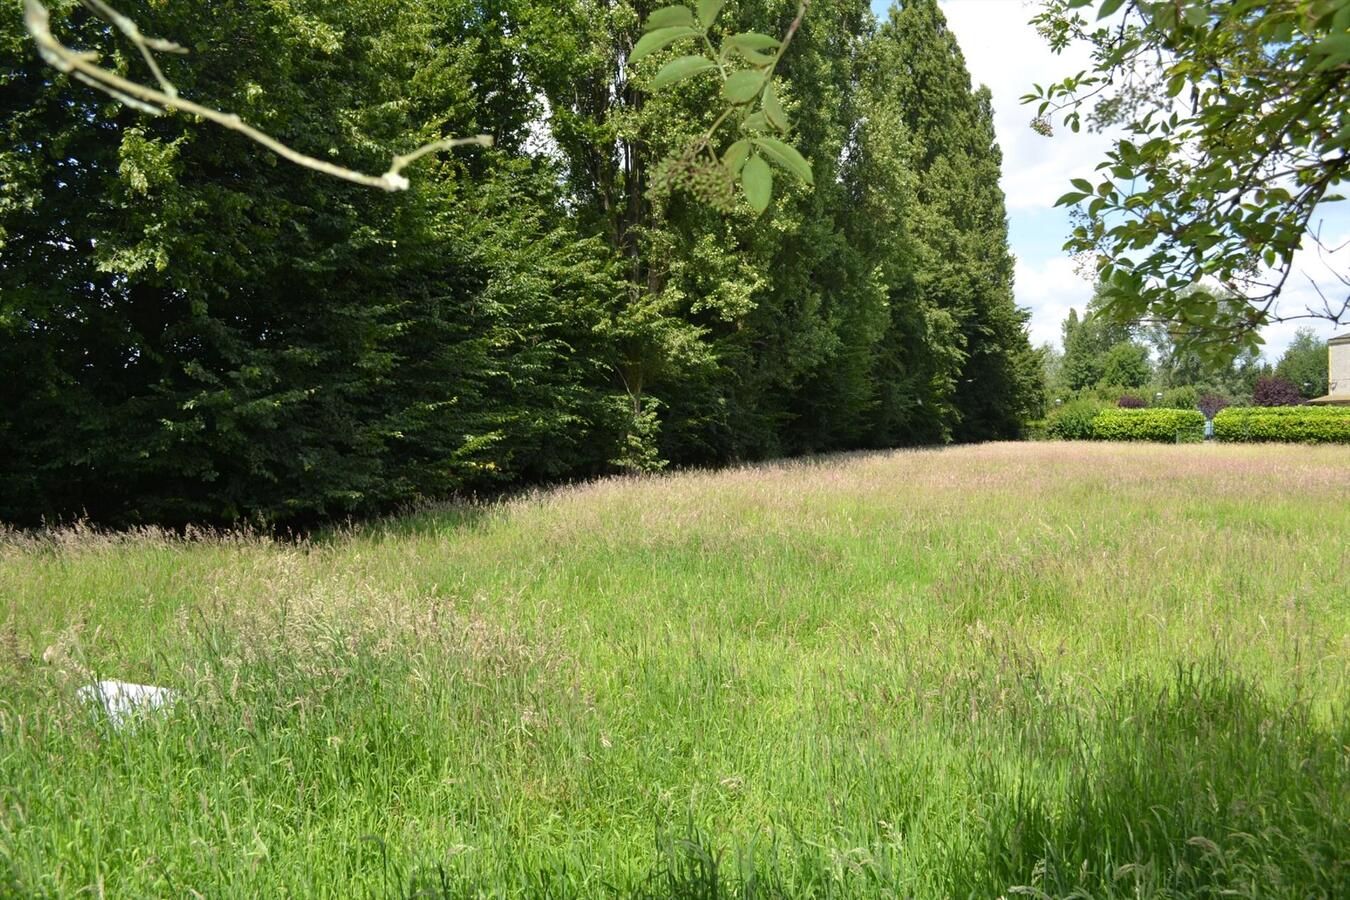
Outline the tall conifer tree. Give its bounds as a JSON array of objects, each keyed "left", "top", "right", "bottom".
[{"left": 871, "top": 0, "right": 1041, "bottom": 440}]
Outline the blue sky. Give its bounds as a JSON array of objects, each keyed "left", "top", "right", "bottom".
[{"left": 869, "top": 0, "right": 1348, "bottom": 358}]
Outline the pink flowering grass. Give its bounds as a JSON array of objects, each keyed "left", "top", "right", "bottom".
[{"left": 2, "top": 442, "right": 1347, "bottom": 896}]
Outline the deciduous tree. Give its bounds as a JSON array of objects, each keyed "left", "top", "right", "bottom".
[{"left": 1027, "top": 0, "right": 1350, "bottom": 361}]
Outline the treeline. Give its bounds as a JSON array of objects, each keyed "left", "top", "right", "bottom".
[
  {"left": 0, "top": 0, "right": 1041, "bottom": 527},
  {"left": 1043, "top": 285, "right": 1330, "bottom": 410}
]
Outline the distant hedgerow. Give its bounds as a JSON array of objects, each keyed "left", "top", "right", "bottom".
[
  {"left": 1091, "top": 408, "right": 1205, "bottom": 443},
  {"left": 1213, "top": 406, "right": 1350, "bottom": 444},
  {"left": 1045, "top": 399, "right": 1104, "bottom": 440}
]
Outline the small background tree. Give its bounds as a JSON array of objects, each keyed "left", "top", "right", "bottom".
[
  {"left": 1274, "top": 328, "right": 1329, "bottom": 400},
  {"left": 1100, "top": 342, "right": 1151, "bottom": 390}
]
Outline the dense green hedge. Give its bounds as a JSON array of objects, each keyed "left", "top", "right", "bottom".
[
  {"left": 1038, "top": 400, "right": 1350, "bottom": 444},
  {"left": 1045, "top": 399, "right": 1106, "bottom": 440},
  {"left": 1090, "top": 408, "right": 1206, "bottom": 443},
  {"left": 1222, "top": 405, "right": 1348, "bottom": 416},
  {"left": 1213, "top": 407, "right": 1350, "bottom": 443}
]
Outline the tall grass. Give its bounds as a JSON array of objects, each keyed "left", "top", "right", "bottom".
[{"left": 1, "top": 443, "right": 1346, "bottom": 897}]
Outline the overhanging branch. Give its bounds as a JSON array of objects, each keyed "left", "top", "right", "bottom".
[{"left": 23, "top": 0, "right": 492, "bottom": 191}]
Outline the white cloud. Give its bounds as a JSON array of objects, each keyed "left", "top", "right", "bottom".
[
  {"left": 1014, "top": 254, "right": 1094, "bottom": 347},
  {"left": 938, "top": 0, "right": 1121, "bottom": 214}
]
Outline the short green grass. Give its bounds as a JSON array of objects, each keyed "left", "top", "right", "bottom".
[{"left": 2, "top": 442, "right": 1347, "bottom": 898}]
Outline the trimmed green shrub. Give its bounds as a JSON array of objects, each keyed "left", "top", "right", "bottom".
[
  {"left": 1213, "top": 406, "right": 1350, "bottom": 443},
  {"left": 1091, "top": 408, "right": 1206, "bottom": 443},
  {"left": 1046, "top": 399, "right": 1104, "bottom": 440},
  {"left": 1216, "top": 405, "right": 1335, "bottom": 417}
]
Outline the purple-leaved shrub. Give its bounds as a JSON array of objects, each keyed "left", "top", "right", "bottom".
[
  {"left": 1253, "top": 376, "right": 1303, "bottom": 407},
  {"left": 1198, "top": 394, "right": 1229, "bottom": 419}
]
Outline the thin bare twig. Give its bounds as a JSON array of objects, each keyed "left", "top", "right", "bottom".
[
  {"left": 23, "top": 0, "right": 492, "bottom": 191},
  {"left": 78, "top": 0, "right": 185, "bottom": 96}
]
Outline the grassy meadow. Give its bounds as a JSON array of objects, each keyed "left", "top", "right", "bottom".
[{"left": 1, "top": 442, "right": 1347, "bottom": 898}]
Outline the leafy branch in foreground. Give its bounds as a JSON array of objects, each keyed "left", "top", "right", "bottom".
[
  {"left": 1023, "top": 0, "right": 1349, "bottom": 363},
  {"left": 22, "top": 0, "right": 492, "bottom": 191},
  {"left": 632, "top": 1, "right": 815, "bottom": 214}
]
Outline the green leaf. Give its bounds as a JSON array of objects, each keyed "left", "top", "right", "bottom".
[
  {"left": 724, "top": 33, "right": 781, "bottom": 52},
  {"left": 645, "top": 6, "right": 695, "bottom": 31},
  {"left": 733, "top": 46, "right": 778, "bottom": 67},
  {"left": 650, "top": 55, "right": 716, "bottom": 89},
  {"left": 1312, "top": 32, "right": 1350, "bottom": 69},
  {"left": 753, "top": 137, "right": 812, "bottom": 185},
  {"left": 742, "top": 155, "right": 772, "bottom": 213},
  {"left": 1054, "top": 191, "right": 1090, "bottom": 206},
  {"left": 696, "top": 0, "right": 725, "bottom": 27},
  {"left": 1070, "top": 177, "right": 1094, "bottom": 193},
  {"left": 1097, "top": 0, "right": 1126, "bottom": 19},
  {"left": 722, "top": 139, "right": 750, "bottom": 175},
  {"left": 631, "top": 26, "right": 701, "bottom": 64},
  {"left": 762, "top": 82, "right": 788, "bottom": 131},
  {"left": 723, "top": 70, "right": 765, "bottom": 105},
  {"left": 1182, "top": 3, "right": 1208, "bottom": 28},
  {"left": 740, "top": 111, "right": 770, "bottom": 132}
]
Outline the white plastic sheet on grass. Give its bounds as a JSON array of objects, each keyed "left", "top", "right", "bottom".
[{"left": 78, "top": 680, "right": 175, "bottom": 726}]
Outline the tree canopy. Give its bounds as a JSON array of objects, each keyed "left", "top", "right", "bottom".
[
  {"left": 1027, "top": 0, "right": 1350, "bottom": 361},
  {"left": 0, "top": 0, "right": 1041, "bottom": 527},
  {"left": 1275, "top": 327, "right": 1330, "bottom": 399}
]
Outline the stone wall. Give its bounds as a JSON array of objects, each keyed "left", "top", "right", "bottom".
[{"left": 1330, "top": 336, "right": 1350, "bottom": 398}]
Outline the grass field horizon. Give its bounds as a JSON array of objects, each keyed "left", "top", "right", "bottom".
[{"left": 3, "top": 442, "right": 1347, "bottom": 897}]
